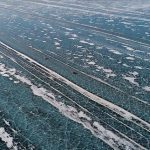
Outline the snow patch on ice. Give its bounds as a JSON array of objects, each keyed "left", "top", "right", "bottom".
[
  {"left": 129, "top": 71, "right": 139, "bottom": 76},
  {"left": 123, "top": 46, "right": 134, "bottom": 51},
  {"left": 123, "top": 75, "right": 139, "bottom": 86},
  {"left": 0, "top": 127, "right": 18, "bottom": 150},
  {"left": 143, "top": 86, "right": 150, "bottom": 92},
  {"left": 87, "top": 61, "right": 96, "bottom": 65},
  {"left": 123, "top": 64, "right": 130, "bottom": 67},
  {"left": 126, "top": 57, "right": 135, "bottom": 61},
  {"left": 80, "top": 40, "right": 94, "bottom": 46},
  {"left": 109, "top": 49, "right": 122, "bottom": 55},
  {"left": 135, "top": 66, "right": 143, "bottom": 70},
  {"left": 0, "top": 55, "right": 4, "bottom": 59},
  {"left": 54, "top": 42, "right": 60, "bottom": 46}
]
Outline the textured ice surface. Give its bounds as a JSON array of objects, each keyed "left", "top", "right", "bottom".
[{"left": 0, "top": 0, "right": 150, "bottom": 149}]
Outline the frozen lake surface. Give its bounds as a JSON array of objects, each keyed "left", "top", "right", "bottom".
[{"left": 0, "top": 0, "right": 150, "bottom": 149}]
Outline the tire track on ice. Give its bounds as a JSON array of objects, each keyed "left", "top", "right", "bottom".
[
  {"left": 30, "top": 46, "right": 149, "bottom": 106},
  {"left": 0, "top": 41, "right": 150, "bottom": 133},
  {"left": 0, "top": 45, "right": 147, "bottom": 150}
]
